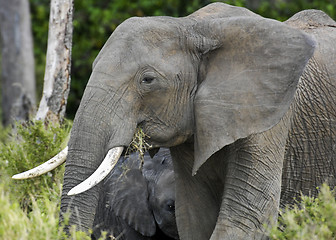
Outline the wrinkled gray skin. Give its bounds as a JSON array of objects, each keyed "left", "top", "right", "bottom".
[
  {"left": 281, "top": 11, "right": 336, "bottom": 208},
  {"left": 60, "top": 3, "right": 336, "bottom": 240},
  {"left": 92, "top": 148, "right": 178, "bottom": 240}
]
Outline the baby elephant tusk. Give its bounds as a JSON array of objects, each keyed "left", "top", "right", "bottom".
[
  {"left": 12, "top": 146, "right": 68, "bottom": 179},
  {"left": 67, "top": 146, "right": 123, "bottom": 196}
]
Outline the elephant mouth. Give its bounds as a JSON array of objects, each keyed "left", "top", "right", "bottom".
[{"left": 139, "top": 121, "right": 190, "bottom": 148}]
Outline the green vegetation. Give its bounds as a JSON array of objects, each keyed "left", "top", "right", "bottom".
[
  {"left": 269, "top": 184, "right": 336, "bottom": 240},
  {"left": 0, "top": 120, "right": 70, "bottom": 210},
  {"left": 0, "top": 120, "right": 96, "bottom": 239}
]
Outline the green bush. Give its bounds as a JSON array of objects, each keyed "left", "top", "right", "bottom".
[
  {"left": 0, "top": 120, "right": 104, "bottom": 239},
  {"left": 269, "top": 184, "right": 336, "bottom": 240},
  {"left": 0, "top": 120, "right": 71, "bottom": 210}
]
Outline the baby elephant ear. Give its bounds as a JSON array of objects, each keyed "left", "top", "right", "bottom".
[
  {"left": 193, "top": 16, "right": 315, "bottom": 173},
  {"left": 111, "top": 169, "right": 156, "bottom": 236}
]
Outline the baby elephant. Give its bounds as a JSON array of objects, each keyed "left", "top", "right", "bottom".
[{"left": 92, "top": 148, "right": 178, "bottom": 240}]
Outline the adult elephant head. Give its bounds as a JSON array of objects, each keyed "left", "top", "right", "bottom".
[{"left": 16, "top": 3, "right": 316, "bottom": 240}]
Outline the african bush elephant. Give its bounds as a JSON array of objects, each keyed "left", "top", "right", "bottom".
[
  {"left": 92, "top": 148, "right": 178, "bottom": 240},
  {"left": 13, "top": 2, "right": 336, "bottom": 240}
]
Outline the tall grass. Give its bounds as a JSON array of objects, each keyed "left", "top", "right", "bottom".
[{"left": 0, "top": 183, "right": 63, "bottom": 240}]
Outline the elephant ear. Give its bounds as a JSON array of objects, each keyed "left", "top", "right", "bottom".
[
  {"left": 110, "top": 168, "right": 156, "bottom": 236},
  {"left": 192, "top": 15, "right": 315, "bottom": 174}
]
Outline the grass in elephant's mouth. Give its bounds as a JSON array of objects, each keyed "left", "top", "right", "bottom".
[{"left": 126, "top": 127, "right": 152, "bottom": 163}]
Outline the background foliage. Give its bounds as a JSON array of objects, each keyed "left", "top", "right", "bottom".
[{"left": 29, "top": 0, "right": 335, "bottom": 119}]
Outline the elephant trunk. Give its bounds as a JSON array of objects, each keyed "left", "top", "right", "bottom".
[
  {"left": 60, "top": 148, "right": 102, "bottom": 231},
  {"left": 60, "top": 85, "right": 136, "bottom": 232}
]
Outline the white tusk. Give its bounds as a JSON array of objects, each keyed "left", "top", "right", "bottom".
[
  {"left": 12, "top": 146, "right": 68, "bottom": 179},
  {"left": 67, "top": 146, "right": 123, "bottom": 196}
]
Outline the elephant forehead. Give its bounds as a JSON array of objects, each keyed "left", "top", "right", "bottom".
[
  {"left": 114, "top": 16, "right": 182, "bottom": 40},
  {"left": 97, "top": 18, "right": 185, "bottom": 59},
  {"left": 157, "top": 171, "right": 175, "bottom": 189}
]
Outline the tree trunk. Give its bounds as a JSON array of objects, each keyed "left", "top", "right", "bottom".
[
  {"left": 35, "top": 0, "right": 73, "bottom": 125},
  {"left": 0, "top": 0, "right": 36, "bottom": 126}
]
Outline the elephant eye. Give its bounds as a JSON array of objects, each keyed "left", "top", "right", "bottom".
[
  {"left": 166, "top": 200, "right": 175, "bottom": 212},
  {"left": 141, "top": 76, "right": 155, "bottom": 84}
]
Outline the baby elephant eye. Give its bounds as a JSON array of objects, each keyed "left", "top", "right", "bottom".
[
  {"left": 165, "top": 200, "right": 175, "bottom": 212},
  {"left": 141, "top": 76, "right": 155, "bottom": 84}
]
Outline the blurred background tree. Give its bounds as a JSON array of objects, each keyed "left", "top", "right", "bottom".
[
  {"left": 34, "top": 0, "right": 73, "bottom": 125},
  {"left": 26, "top": 0, "right": 336, "bottom": 120},
  {"left": 0, "top": 0, "right": 36, "bottom": 126}
]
